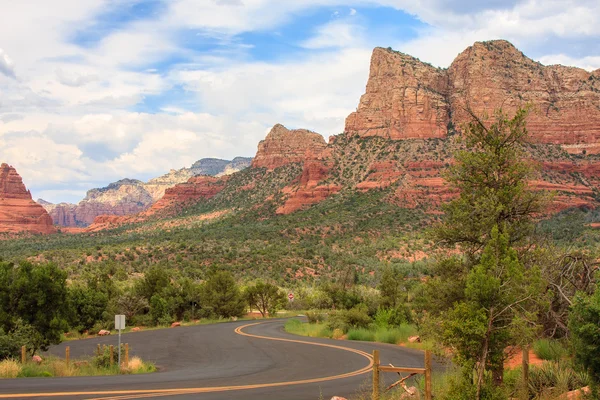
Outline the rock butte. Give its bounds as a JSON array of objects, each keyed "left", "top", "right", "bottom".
[
  {"left": 0, "top": 163, "right": 55, "bottom": 234},
  {"left": 251, "top": 124, "right": 327, "bottom": 170},
  {"left": 346, "top": 40, "right": 600, "bottom": 147}
]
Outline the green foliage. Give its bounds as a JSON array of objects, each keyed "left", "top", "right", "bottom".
[
  {"left": 304, "top": 310, "right": 325, "bottom": 324},
  {"left": 245, "top": 281, "right": 286, "bottom": 317},
  {"left": 347, "top": 328, "right": 375, "bottom": 341},
  {"left": 93, "top": 344, "right": 126, "bottom": 368},
  {"left": 136, "top": 266, "right": 170, "bottom": 301},
  {"left": 527, "top": 361, "right": 591, "bottom": 398},
  {"left": 532, "top": 339, "right": 568, "bottom": 362},
  {"left": 569, "top": 285, "right": 600, "bottom": 384},
  {"left": 202, "top": 271, "right": 246, "bottom": 318},
  {"left": 433, "top": 107, "right": 543, "bottom": 252},
  {"left": 67, "top": 284, "right": 109, "bottom": 333},
  {"left": 0, "top": 261, "right": 69, "bottom": 355},
  {"left": 326, "top": 306, "right": 372, "bottom": 333},
  {"left": 426, "top": 108, "right": 545, "bottom": 398}
]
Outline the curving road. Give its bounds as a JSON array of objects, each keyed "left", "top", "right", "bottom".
[{"left": 0, "top": 319, "right": 441, "bottom": 400}]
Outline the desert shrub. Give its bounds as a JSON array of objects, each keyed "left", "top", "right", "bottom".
[
  {"left": 528, "top": 361, "right": 590, "bottom": 398},
  {"left": 305, "top": 310, "right": 325, "bottom": 324},
  {"left": 327, "top": 306, "right": 372, "bottom": 333},
  {"left": 347, "top": 328, "right": 375, "bottom": 341},
  {"left": 533, "top": 339, "right": 567, "bottom": 361},
  {"left": 93, "top": 344, "right": 125, "bottom": 368}
]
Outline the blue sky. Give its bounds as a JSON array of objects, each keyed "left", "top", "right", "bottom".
[{"left": 0, "top": 0, "right": 599, "bottom": 203}]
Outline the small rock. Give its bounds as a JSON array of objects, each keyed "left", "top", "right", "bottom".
[
  {"left": 408, "top": 336, "right": 420, "bottom": 343},
  {"left": 331, "top": 397, "right": 348, "bottom": 400},
  {"left": 131, "top": 327, "right": 141, "bottom": 332},
  {"left": 231, "top": 316, "right": 238, "bottom": 321},
  {"left": 171, "top": 322, "right": 181, "bottom": 328},
  {"left": 98, "top": 329, "right": 111, "bottom": 336},
  {"left": 32, "top": 355, "right": 42, "bottom": 364}
]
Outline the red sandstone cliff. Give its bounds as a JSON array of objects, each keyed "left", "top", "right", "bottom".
[
  {"left": 346, "top": 40, "right": 600, "bottom": 149},
  {"left": 345, "top": 48, "right": 449, "bottom": 140},
  {"left": 0, "top": 163, "right": 55, "bottom": 234},
  {"left": 251, "top": 124, "right": 327, "bottom": 170}
]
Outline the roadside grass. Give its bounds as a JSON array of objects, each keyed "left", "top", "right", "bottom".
[
  {"left": 0, "top": 356, "right": 156, "bottom": 379},
  {"left": 285, "top": 319, "right": 332, "bottom": 338},
  {"left": 285, "top": 318, "right": 420, "bottom": 347}
]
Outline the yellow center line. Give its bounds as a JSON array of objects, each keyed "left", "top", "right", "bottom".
[{"left": 0, "top": 321, "right": 373, "bottom": 399}]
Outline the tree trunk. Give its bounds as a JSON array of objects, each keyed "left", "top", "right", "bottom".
[
  {"left": 476, "top": 309, "right": 494, "bottom": 400},
  {"left": 492, "top": 363, "right": 504, "bottom": 386}
]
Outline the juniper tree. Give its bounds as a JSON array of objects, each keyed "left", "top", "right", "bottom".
[{"left": 426, "top": 108, "right": 545, "bottom": 398}]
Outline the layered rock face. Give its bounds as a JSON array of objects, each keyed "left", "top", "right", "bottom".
[
  {"left": 346, "top": 40, "right": 600, "bottom": 149},
  {"left": 251, "top": 124, "right": 327, "bottom": 170},
  {"left": 0, "top": 163, "right": 55, "bottom": 234},
  {"left": 86, "top": 176, "right": 227, "bottom": 231},
  {"left": 345, "top": 47, "right": 449, "bottom": 140},
  {"left": 145, "top": 176, "right": 227, "bottom": 216},
  {"left": 449, "top": 40, "right": 600, "bottom": 147},
  {"left": 41, "top": 157, "right": 252, "bottom": 227}
]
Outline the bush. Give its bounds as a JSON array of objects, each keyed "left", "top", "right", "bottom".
[
  {"left": 327, "top": 306, "right": 372, "bottom": 333},
  {"left": 347, "top": 328, "right": 375, "bottom": 341},
  {"left": 93, "top": 344, "right": 126, "bottom": 368},
  {"left": 533, "top": 339, "right": 567, "bottom": 361},
  {"left": 305, "top": 310, "right": 325, "bottom": 324},
  {"left": 528, "top": 361, "right": 590, "bottom": 398}
]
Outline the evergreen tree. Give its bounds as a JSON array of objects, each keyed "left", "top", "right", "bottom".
[{"left": 426, "top": 108, "right": 545, "bottom": 398}]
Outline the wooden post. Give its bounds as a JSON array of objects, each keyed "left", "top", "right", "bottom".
[
  {"left": 97, "top": 344, "right": 101, "bottom": 357},
  {"left": 109, "top": 345, "right": 114, "bottom": 366},
  {"left": 424, "top": 350, "right": 432, "bottom": 400},
  {"left": 21, "top": 346, "right": 26, "bottom": 364},
  {"left": 522, "top": 345, "right": 529, "bottom": 393},
  {"left": 372, "top": 350, "right": 380, "bottom": 400},
  {"left": 65, "top": 346, "right": 70, "bottom": 366},
  {"left": 125, "top": 343, "right": 129, "bottom": 367}
]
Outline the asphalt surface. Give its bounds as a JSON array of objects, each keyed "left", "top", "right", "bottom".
[{"left": 0, "top": 319, "right": 445, "bottom": 400}]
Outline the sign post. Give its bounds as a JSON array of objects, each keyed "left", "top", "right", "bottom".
[{"left": 115, "top": 315, "right": 125, "bottom": 368}]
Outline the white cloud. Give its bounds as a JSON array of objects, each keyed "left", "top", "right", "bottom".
[
  {"left": 0, "top": 49, "right": 16, "bottom": 78},
  {"left": 302, "top": 20, "right": 365, "bottom": 49},
  {"left": 1, "top": 0, "right": 599, "bottom": 204}
]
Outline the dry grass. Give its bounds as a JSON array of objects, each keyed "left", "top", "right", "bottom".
[
  {"left": 0, "top": 359, "right": 21, "bottom": 378},
  {"left": 128, "top": 357, "right": 144, "bottom": 372}
]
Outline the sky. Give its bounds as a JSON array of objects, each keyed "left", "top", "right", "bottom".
[{"left": 1, "top": 0, "right": 599, "bottom": 204}]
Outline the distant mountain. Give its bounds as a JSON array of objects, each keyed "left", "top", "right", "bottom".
[{"left": 38, "top": 157, "right": 252, "bottom": 227}]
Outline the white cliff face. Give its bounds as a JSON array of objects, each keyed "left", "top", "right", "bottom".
[{"left": 39, "top": 157, "right": 253, "bottom": 227}]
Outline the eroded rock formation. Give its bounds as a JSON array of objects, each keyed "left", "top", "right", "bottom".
[
  {"left": 251, "top": 124, "right": 327, "bottom": 170},
  {"left": 0, "top": 163, "right": 55, "bottom": 234},
  {"left": 345, "top": 40, "right": 600, "bottom": 150}
]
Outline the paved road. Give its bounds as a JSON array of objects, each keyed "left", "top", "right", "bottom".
[{"left": 0, "top": 319, "right": 443, "bottom": 400}]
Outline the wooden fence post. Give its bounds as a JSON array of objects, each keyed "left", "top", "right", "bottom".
[
  {"left": 522, "top": 345, "right": 529, "bottom": 393},
  {"left": 125, "top": 343, "right": 129, "bottom": 367},
  {"left": 424, "top": 350, "right": 432, "bottom": 400},
  {"left": 97, "top": 344, "right": 101, "bottom": 357},
  {"left": 372, "top": 349, "right": 380, "bottom": 400},
  {"left": 21, "top": 346, "right": 26, "bottom": 364},
  {"left": 109, "top": 345, "right": 114, "bottom": 366},
  {"left": 65, "top": 346, "right": 70, "bottom": 366}
]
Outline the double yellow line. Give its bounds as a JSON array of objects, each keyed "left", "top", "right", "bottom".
[{"left": 0, "top": 321, "right": 374, "bottom": 399}]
